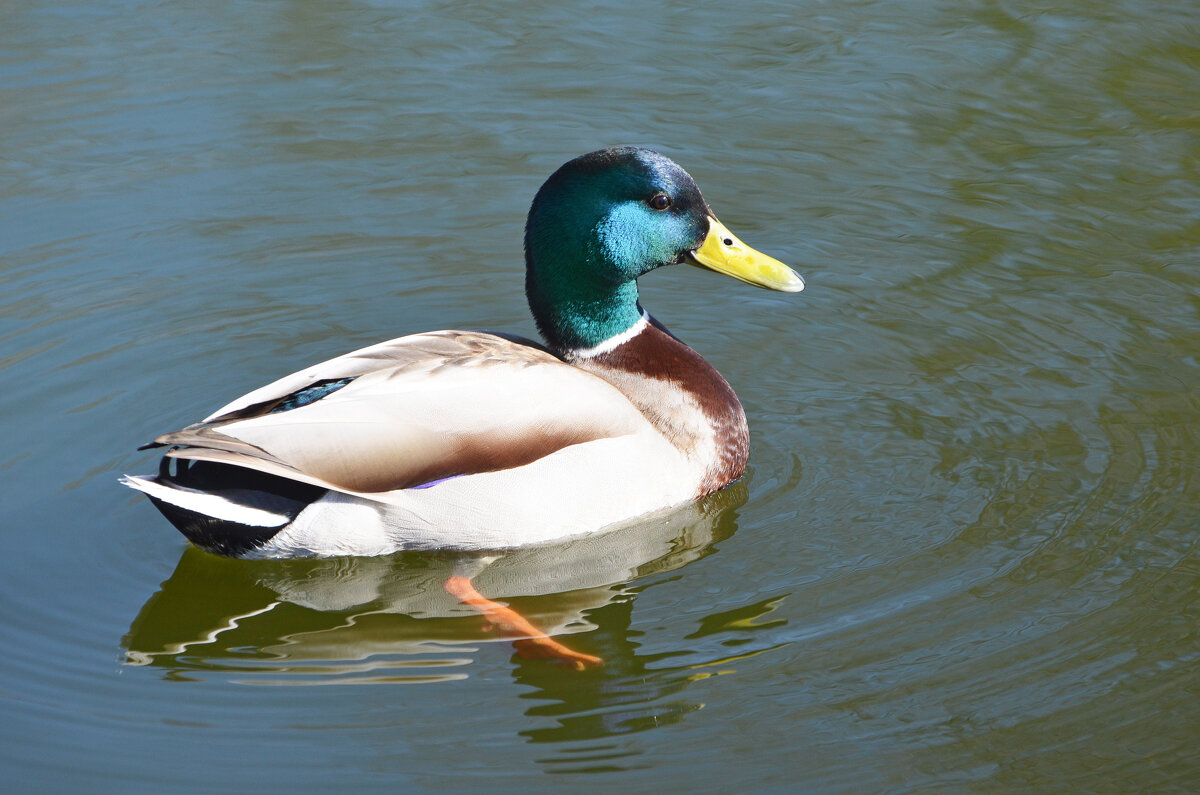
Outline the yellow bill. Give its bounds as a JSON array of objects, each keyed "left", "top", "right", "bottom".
[{"left": 686, "top": 215, "right": 804, "bottom": 292}]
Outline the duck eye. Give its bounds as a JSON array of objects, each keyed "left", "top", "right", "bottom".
[{"left": 648, "top": 193, "right": 672, "bottom": 211}]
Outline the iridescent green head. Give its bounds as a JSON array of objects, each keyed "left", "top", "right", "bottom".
[{"left": 524, "top": 147, "right": 803, "bottom": 353}]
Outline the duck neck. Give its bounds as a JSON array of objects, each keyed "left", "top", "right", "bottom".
[{"left": 525, "top": 247, "right": 646, "bottom": 354}]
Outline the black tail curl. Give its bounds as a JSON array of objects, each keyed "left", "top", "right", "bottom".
[{"left": 149, "top": 457, "right": 327, "bottom": 557}]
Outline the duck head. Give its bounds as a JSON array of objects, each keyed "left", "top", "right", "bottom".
[{"left": 524, "top": 146, "right": 804, "bottom": 353}]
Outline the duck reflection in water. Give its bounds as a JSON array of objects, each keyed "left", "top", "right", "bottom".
[{"left": 124, "top": 483, "right": 746, "bottom": 679}]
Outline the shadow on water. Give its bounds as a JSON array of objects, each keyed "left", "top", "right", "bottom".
[{"left": 123, "top": 483, "right": 768, "bottom": 697}]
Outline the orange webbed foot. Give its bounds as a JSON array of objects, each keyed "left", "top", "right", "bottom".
[{"left": 445, "top": 575, "right": 602, "bottom": 670}]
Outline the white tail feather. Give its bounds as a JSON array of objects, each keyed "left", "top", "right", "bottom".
[{"left": 120, "top": 475, "right": 289, "bottom": 528}]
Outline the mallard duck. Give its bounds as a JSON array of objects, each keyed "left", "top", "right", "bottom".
[{"left": 123, "top": 146, "right": 803, "bottom": 560}]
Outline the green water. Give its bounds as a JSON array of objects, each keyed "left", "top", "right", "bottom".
[{"left": 2, "top": 0, "right": 1198, "bottom": 790}]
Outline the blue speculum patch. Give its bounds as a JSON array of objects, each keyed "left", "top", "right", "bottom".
[{"left": 270, "top": 377, "right": 354, "bottom": 413}]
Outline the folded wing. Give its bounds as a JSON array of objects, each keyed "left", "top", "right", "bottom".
[{"left": 151, "top": 330, "right": 648, "bottom": 496}]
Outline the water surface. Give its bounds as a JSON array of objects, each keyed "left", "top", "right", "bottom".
[{"left": 2, "top": 0, "right": 1198, "bottom": 790}]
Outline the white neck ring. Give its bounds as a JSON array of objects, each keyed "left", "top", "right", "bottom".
[{"left": 569, "top": 311, "right": 649, "bottom": 359}]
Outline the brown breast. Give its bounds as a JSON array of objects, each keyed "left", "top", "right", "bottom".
[{"left": 570, "top": 317, "right": 749, "bottom": 497}]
